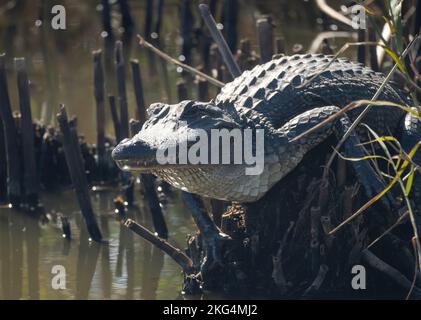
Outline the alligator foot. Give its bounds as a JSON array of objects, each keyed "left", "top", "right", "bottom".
[
  {"left": 182, "top": 192, "right": 232, "bottom": 273},
  {"left": 201, "top": 231, "right": 232, "bottom": 273}
]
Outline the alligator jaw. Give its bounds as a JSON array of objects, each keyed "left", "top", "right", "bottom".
[{"left": 112, "top": 138, "right": 158, "bottom": 172}]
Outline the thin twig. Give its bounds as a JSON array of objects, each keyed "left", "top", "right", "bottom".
[
  {"left": 366, "top": 210, "right": 409, "bottom": 249},
  {"left": 137, "top": 35, "right": 224, "bottom": 88},
  {"left": 315, "top": 0, "right": 353, "bottom": 27},
  {"left": 119, "top": 217, "right": 193, "bottom": 272}
]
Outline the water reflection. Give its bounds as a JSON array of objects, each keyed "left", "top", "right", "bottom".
[{"left": 0, "top": 188, "right": 195, "bottom": 299}]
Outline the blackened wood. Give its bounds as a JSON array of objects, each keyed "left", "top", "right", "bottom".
[
  {"left": 275, "top": 36, "right": 285, "bottom": 55},
  {"left": 93, "top": 50, "right": 106, "bottom": 179},
  {"left": 199, "top": 4, "right": 241, "bottom": 78},
  {"left": 0, "top": 55, "right": 21, "bottom": 205},
  {"left": 115, "top": 41, "right": 129, "bottom": 140},
  {"left": 15, "top": 58, "right": 39, "bottom": 206},
  {"left": 221, "top": 0, "right": 238, "bottom": 52},
  {"left": 154, "top": 0, "right": 164, "bottom": 39},
  {"left": 101, "top": 0, "right": 113, "bottom": 41},
  {"left": 130, "top": 59, "right": 147, "bottom": 124},
  {"left": 177, "top": 78, "right": 188, "bottom": 101},
  {"left": 108, "top": 95, "right": 121, "bottom": 142},
  {"left": 141, "top": 173, "right": 168, "bottom": 239},
  {"left": 0, "top": 118, "right": 6, "bottom": 202},
  {"left": 357, "top": 29, "right": 365, "bottom": 64},
  {"left": 118, "top": 0, "right": 134, "bottom": 40},
  {"left": 57, "top": 105, "right": 102, "bottom": 242},
  {"left": 368, "top": 28, "right": 378, "bottom": 71},
  {"left": 180, "top": 0, "right": 194, "bottom": 65},
  {"left": 196, "top": 76, "right": 208, "bottom": 101},
  {"left": 144, "top": 0, "right": 154, "bottom": 40},
  {"left": 256, "top": 16, "right": 274, "bottom": 63}
]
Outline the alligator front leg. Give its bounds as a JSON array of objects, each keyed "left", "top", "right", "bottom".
[
  {"left": 279, "top": 106, "right": 395, "bottom": 210},
  {"left": 182, "top": 192, "right": 231, "bottom": 273}
]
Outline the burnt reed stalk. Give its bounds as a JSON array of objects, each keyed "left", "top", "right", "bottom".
[
  {"left": 154, "top": 0, "right": 164, "bottom": 40},
  {"left": 93, "top": 50, "right": 106, "bottom": 180},
  {"left": 0, "top": 119, "right": 6, "bottom": 201},
  {"left": 108, "top": 95, "right": 121, "bottom": 142},
  {"left": 197, "top": 76, "right": 208, "bottom": 101},
  {"left": 141, "top": 174, "right": 168, "bottom": 239},
  {"left": 199, "top": 3, "right": 241, "bottom": 78},
  {"left": 221, "top": 0, "right": 238, "bottom": 53},
  {"left": 57, "top": 105, "right": 102, "bottom": 242},
  {"left": 368, "top": 28, "right": 378, "bottom": 71},
  {"left": 130, "top": 59, "right": 147, "bottom": 123},
  {"left": 357, "top": 29, "right": 366, "bottom": 64},
  {"left": 256, "top": 16, "right": 274, "bottom": 63},
  {"left": 15, "top": 58, "right": 39, "bottom": 208},
  {"left": 101, "top": 0, "right": 112, "bottom": 36},
  {"left": 0, "top": 54, "right": 21, "bottom": 206},
  {"left": 180, "top": 0, "right": 194, "bottom": 65},
  {"left": 144, "top": 0, "right": 153, "bottom": 40},
  {"left": 177, "top": 78, "right": 188, "bottom": 101},
  {"left": 118, "top": 0, "right": 134, "bottom": 41},
  {"left": 115, "top": 41, "right": 129, "bottom": 140}
]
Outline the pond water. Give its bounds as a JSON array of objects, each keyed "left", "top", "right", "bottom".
[{"left": 0, "top": 0, "right": 348, "bottom": 299}]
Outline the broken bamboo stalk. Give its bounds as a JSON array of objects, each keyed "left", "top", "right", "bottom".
[
  {"left": 0, "top": 118, "right": 6, "bottom": 202},
  {"left": 141, "top": 173, "right": 168, "bottom": 239},
  {"left": 108, "top": 95, "right": 121, "bottom": 142},
  {"left": 357, "top": 29, "right": 366, "bottom": 65},
  {"left": 177, "top": 78, "right": 188, "bottom": 101},
  {"left": 130, "top": 59, "right": 147, "bottom": 124},
  {"left": 198, "top": 3, "right": 241, "bottom": 78},
  {"left": 256, "top": 16, "right": 274, "bottom": 63},
  {"left": 368, "top": 28, "right": 379, "bottom": 71},
  {"left": 15, "top": 58, "right": 39, "bottom": 208},
  {"left": 0, "top": 55, "right": 21, "bottom": 206},
  {"left": 93, "top": 50, "right": 106, "bottom": 180},
  {"left": 196, "top": 76, "right": 209, "bottom": 101},
  {"left": 180, "top": 0, "right": 194, "bottom": 65},
  {"left": 57, "top": 105, "right": 102, "bottom": 242},
  {"left": 115, "top": 41, "right": 129, "bottom": 140},
  {"left": 221, "top": 0, "right": 238, "bottom": 52}
]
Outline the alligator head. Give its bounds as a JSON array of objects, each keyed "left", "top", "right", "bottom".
[{"left": 112, "top": 100, "right": 272, "bottom": 202}]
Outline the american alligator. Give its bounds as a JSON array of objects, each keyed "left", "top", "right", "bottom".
[{"left": 112, "top": 53, "right": 420, "bottom": 268}]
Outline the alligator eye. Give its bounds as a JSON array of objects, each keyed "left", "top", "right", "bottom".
[
  {"left": 147, "top": 103, "right": 166, "bottom": 116},
  {"left": 180, "top": 103, "right": 197, "bottom": 118}
]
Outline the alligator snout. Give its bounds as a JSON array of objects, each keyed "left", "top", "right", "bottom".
[{"left": 112, "top": 138, "right": 157, "bottom": 171}]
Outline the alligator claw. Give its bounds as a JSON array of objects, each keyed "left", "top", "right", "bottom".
[{"left": 201, "top": 232, "right": 232, "bottom": 274}]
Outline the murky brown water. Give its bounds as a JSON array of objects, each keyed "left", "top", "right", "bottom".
[{"left": 0, "top": 0, "right": 348, "bottom": 299}]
